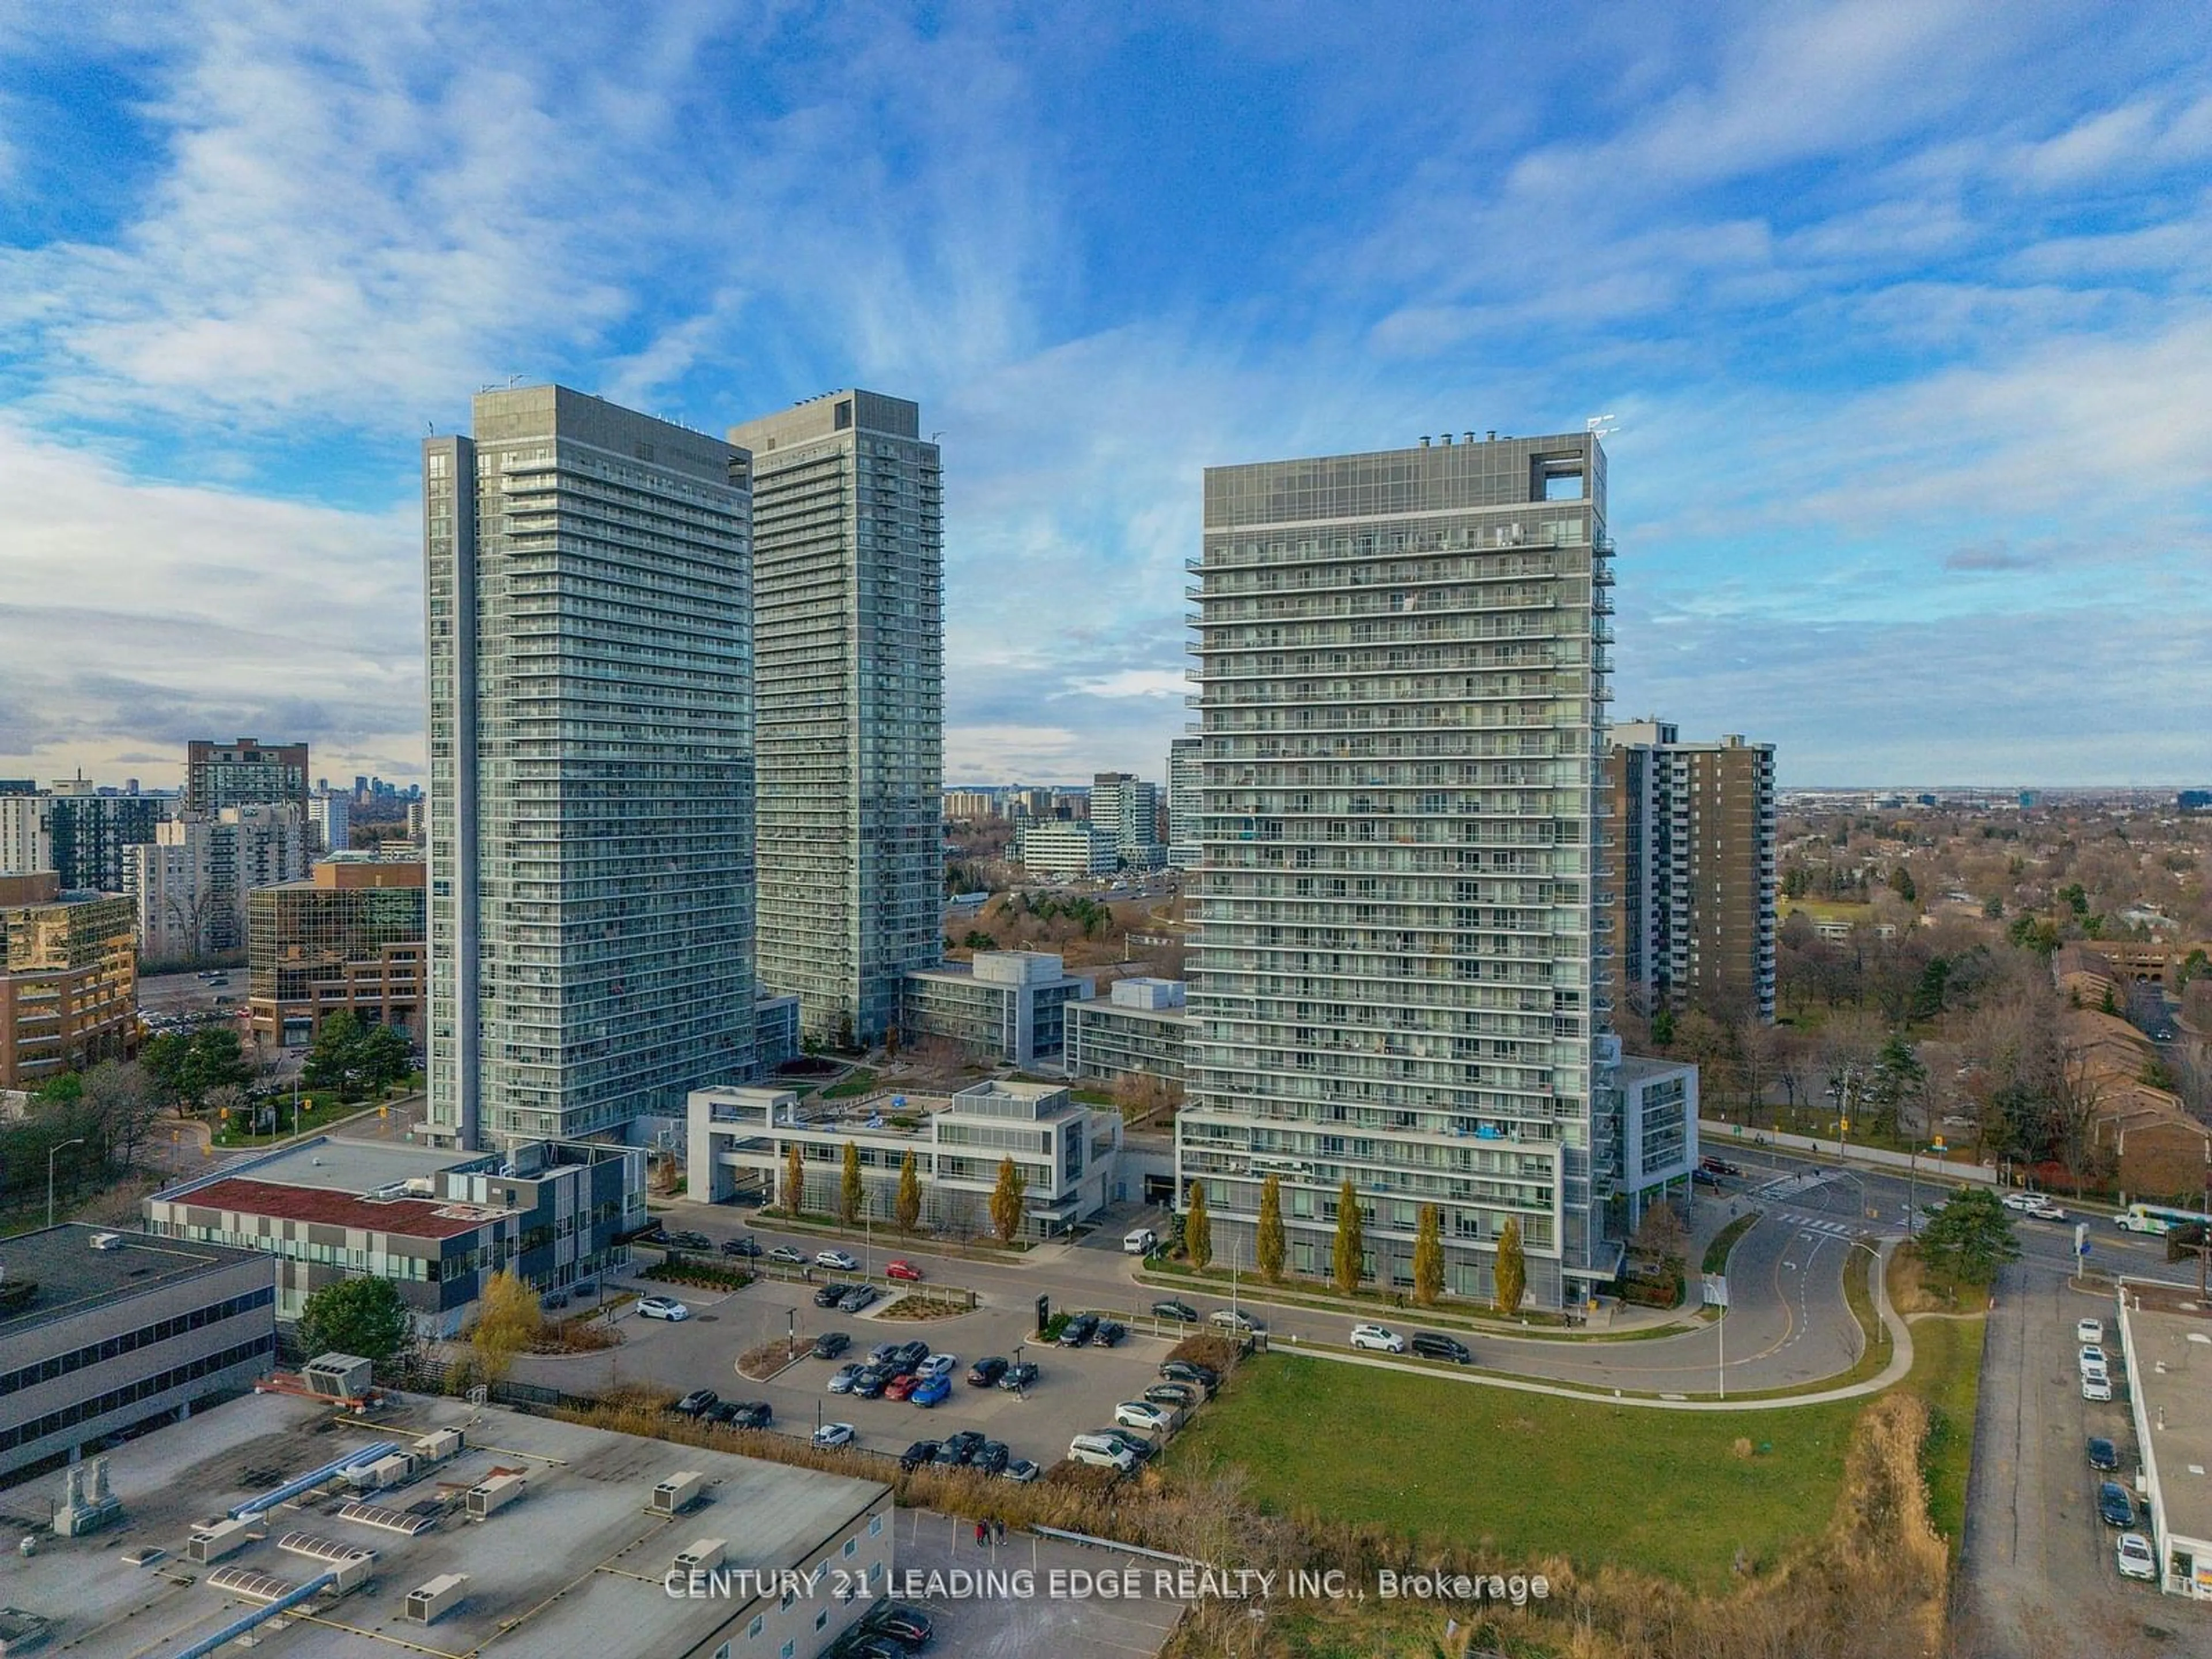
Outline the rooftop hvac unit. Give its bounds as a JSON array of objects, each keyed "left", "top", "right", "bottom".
[
  {"left": 465, "top": 1472, "right": 525, "bottom": 1518},
  {"left": 187, "top": 1517, "right": 259, "bottom": 1563},
  {"left": 404, "top": 1573, "right": 469, "bottom": 1624},
  {"left": 672, "top": 1538, "right": 727, "bottom": 1574},
  {"left": 416, "top": 1429, "right": 464, "bottom": 1463},
  {"left": 353, "top": 1453, "right": 415, "bottom": 1491},
  {"left": 88, "top": 1232, "right": 124, "bottom": 1251},
  {"left": 302, "top": 1354, "right": 376, "bottom": 1400},
  {"left": 649, "top": 1471, "right": 706, "bottom": 1516}
]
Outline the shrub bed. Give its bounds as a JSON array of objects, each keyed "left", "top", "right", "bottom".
[{"left": 641, "top": 1257, "right": 754, "bottom": 1291}]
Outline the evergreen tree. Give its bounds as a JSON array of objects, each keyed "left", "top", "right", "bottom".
[
  {"left": 1331, "top": 1178, "right": 1365, "bottom": 1294},
  {"left": 1494, "top": 1217, "right": 1527, "bottom": 1315},
  {"left": 1255, "top": 1175, "right": 1286, "bottom": 1281},
  {"left": 1185, "top": 1180, "right": 1212, "bottom": 1271},
  {"left": 1412, "top": 1203, "right": 1445, "bottom": 1306}
]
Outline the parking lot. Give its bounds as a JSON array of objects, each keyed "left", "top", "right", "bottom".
[
  {"left": 1956, "top": 1265, "right": 2175, "bottom": 1656},
  {"left": 513, "top": 1259, "right": 1192, "bottom": 1479}
]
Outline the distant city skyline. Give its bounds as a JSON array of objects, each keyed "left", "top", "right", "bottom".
[{"left": 2, "top": 6, "right": 2208, "bottom": 787}]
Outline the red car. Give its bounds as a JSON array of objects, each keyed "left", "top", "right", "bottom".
[
  {"left": 883, "top": 1372, "right": 923, "bottom": 1401},
  {"left": 885, "top": 1259, "right": 925, "bottom": 1282}
]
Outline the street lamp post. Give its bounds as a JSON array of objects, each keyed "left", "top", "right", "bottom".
[{"left": 47, "top": 1137, "right": 86, "bottom": 1230}]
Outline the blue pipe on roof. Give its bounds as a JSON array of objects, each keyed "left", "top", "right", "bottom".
[
  {"left": 166, "top": 1569, "right": 336, "bottom": 1659},
  {"left": 227, "top": 1442, "right": 400, "bottom": 1520}
]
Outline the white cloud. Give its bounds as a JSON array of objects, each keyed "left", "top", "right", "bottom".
[
  {"left": 1057, "top": 669, "right": 1187, "bottom": 700},
  {"left": 0, "top": 419, "right": 421, "bottom": 782}
]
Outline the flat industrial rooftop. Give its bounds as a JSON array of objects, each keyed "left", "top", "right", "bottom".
[
  {"left": 0, "top": 1224, "right": 264, "bottom": 1336},
  {"left": 5, "top": 1389, "right": 892, "bottom": 1658}
]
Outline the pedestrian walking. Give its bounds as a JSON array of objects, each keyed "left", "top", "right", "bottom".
[
  {"left": 974, "top": 1521, "right": 987, "bottom": 1547},
  {"left": 993, "top": 1519, "right": 1006, "bottom": 1545}
]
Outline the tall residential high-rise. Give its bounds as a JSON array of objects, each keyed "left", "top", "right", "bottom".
[
  {"left": 1606, "top": 719, "right": 1777, "bottom": 1023},
  {"left": 0, "top": 786, "right": 175, "bottom": 892},
  {"left": 1166, "top": 737, "right": 1202, "bottom": 869},
  {"left": 1176, "top": 432, "right": 1619, "bottom": 1310},
  {"left": 308, "top": 790, "right": 351, "bottom": 857},
  {"left": 425, "top": 387, "right": 757, "bottom": 1149},
  {"left": 125, "top": 804, "right": 307, "bottom": 963},
  {"left": 1090, "top": 772, "right": 1164, "bottom": 872},
  {"left": 726, "top": 391, "right": 942, "bottom": 1048},
  {"left": 185, "top": 738, "right": 310, "bottom": 815}
]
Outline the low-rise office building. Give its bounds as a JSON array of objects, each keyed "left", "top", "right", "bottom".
[
  {"left": 1065, "top": 976, "right": 1190, "bottom": 1086},
  {"left": 902, "top": 950, "right": 1092, "bottom": 1068},
  {"left": 246, "top": 857, "right": 425, "bottom": 1052},
  {"left": 143, "top": 1134, "right": 645, "bottom": 1333},
  {"left": 1614, "top": 1054, "right": 1699, "bottom": 1229},
  {"left": 1013, "top": 821, "right": 1118, "bottom": 879},
  {"left": 0, "top": 872, "right": 137, "bottom": 1089},
  {"left": 688, "top": 1078, "right": 1123, "bottom": 1237},
  {"left": 4, "top": 1388, "right": 893, "bottom": 1657},
  {"left": 0, "top": 1223, "right": 275, "bottom": 1482},
  {"left": 2118, "top": 1285, "right": 2212, "bottom": 1600}
]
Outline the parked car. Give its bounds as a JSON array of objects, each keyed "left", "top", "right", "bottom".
[
  {"left": 838, "top": 1283, "right": 880, "bottom": 1313},
  {"left": 1067, "top": 1434, "right": 1137, "bottom": 1472},
  {"left": 2077, "top": 1318, "right": 2106, "bottom": 1346},
  {"left": 884, "top": 1372, "right": 923, "bottom": 1402},
  {"left": 868, "top": 1342, "right": 901, "bottom": 1366},
  {"left": 1145, "top": 1382, "right": 1199, "bottom": 1411},
  {"left": 663, "top": 1230, "right": 713, "bottom": 1252},
  {"left": 541, "top": 1289, "right": 571, "bottom": 1310},
  {"left": 918, "top": 1353, "right": 959, "bottom": 1378},
  {"left": 812, "top": 1331, "right": 851, "bottom": 1361},
  {"left": 942, "top": 1430, "right": 987, "bottom": 1463},
  {"left": 814, "top": 1283, "right": 851, "bottom": 1308},
  {"left": 861, "top": 1604, "right": 935, "bottom": 1647},
  {"left": 2080, "top": 1344, "right": 2110, "bottom": 1370},
  {"left": 910, "top": 1374, "right": 952, "bottom": 1407},
  {"left": 727, "top": 1400, "right": 772, "bottom": 1429},
  {"left": 1699, "top": 1158, "right": 1744, "bottom": 1177},
  {"left": 851, "top": 1366, "right": 891, "bottom": 1399},
  {"left": 2098, "top": 1482, "right": 2135, "bottom": 1527},
  {"left": 1095, "top": 1426, "right": 1159, "bottom": 1463},
  {"left": 827, "top": 1363, "right": 863, "bottom": 1394},
  {"left": 637, "top": 1295, "right": 691, "bottom": 1322},
  {"left": 1115, "top": 1400, "right": 1173, "bottom": 1433},
  {"left": 2117, "top": 1531, "right": 2157, "bottom": 1581},
  {"left": 1411, "top": 1331, "right": 1472, "bottom": 1363},
  {"left": 1058, "top": 1313, "right": 1099, "bottom": 1347},
  {"left": 1093, "top": 1320, "right": 1127, "bottom": 1348},
  {"left": 817, "top": 1249, "right": 859, "bottom": 1271},
  {"left": 721, "top": 1235, "right": 762, "bottom": 1257},
  {"left": 2086, "top": 1437, "right": 2119, "bottom": 1471},
  {"left": 1350, "top": 1323, "right": 1406, "bottom": 1354},
  {"left": 1692, "top": 1168, "right": 1721, "bottom": 1189},
  {"left": 707, "top": 1399, "right": 744, "bottom": 1426},
  {"left": 768, "top": 1245, "right": 807, "bottom": 1265},
  {"left": 1158, "top": 1359, "right": 1219, "bottom": 1394},
  {"left": 898, "top": 1440, "right": 941, "bottom": 1472},
  {"left": 892, "top": 1339, "right": 930, "bottom": 1367},
  {"left": 1002, "top": 1457, "right": 1042, "bottom": 1483},
  {"left": 1210, "top": 1307, "right": 1258, "bottom": 1333},
  {"left": 2082, "top": 1373, "right": 2113, "bottom": 1402},
  {"left": 885, "top": 1259, "right": 924, "bottom": 1282},
  {"left": 1150, "top": 1298, "right": 1199, "bottom": 1322},
  {"left": 812, "top": 1422, "right": 855, "bottom": 1449},
  {"left": 998, "top": 1362, "right": 1040, "bottom": 1392},
  {"left": 967, "top": 1357, "right": 1009, "bottom": 1388},
  {"left": 673, "top": 1388, "right": 719, "bottom": 1418},
  {"left": 974, "top": 1440, "right": 1010, "bottom": 1475}
]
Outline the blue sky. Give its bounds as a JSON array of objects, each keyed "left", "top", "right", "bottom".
[{"left": 1, "top": 2, "right": 2207, "bottom": 789}]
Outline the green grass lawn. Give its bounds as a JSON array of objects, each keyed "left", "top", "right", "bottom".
[
  {"left": 1165, "top": 1357, "right": 1863, "bottom": 1589},
  {"left": 1165, "top": 1302, "right": 1985, "bottom": 1591},
  {"left": 821, "top": 1067, "right": 879, "bottom": 1100},
  {"left": 1906, "top": 1315, "right": 1984, "bottom": 1556}
]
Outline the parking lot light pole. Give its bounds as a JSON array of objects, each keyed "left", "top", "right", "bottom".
[{"left": 48, "top": 1137, "right": 86, "bottom": 1230}]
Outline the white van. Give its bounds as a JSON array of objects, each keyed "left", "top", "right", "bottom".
[
  {"left": 1068, "top": 1434, "right": 1137, "bottom": 1472},
  {"left": 1123, "top": 1228, "right": 1158, "bottom": 1256}
]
